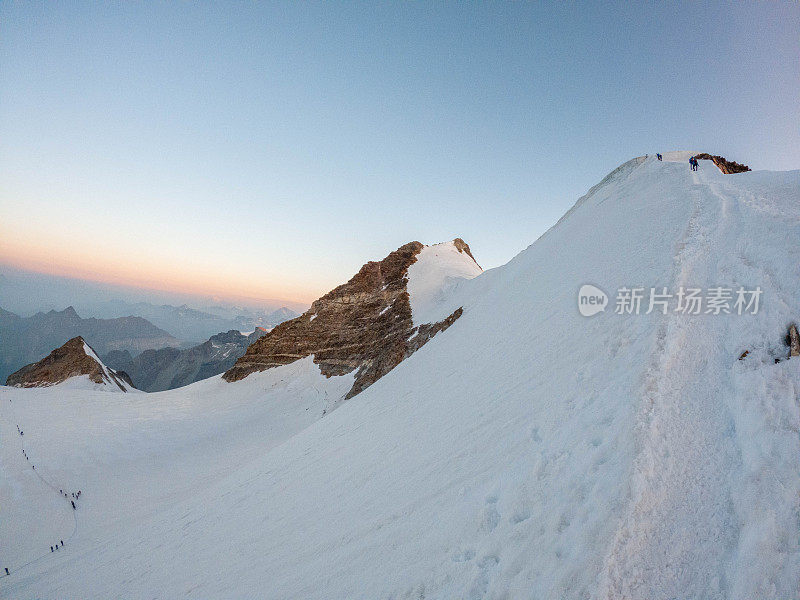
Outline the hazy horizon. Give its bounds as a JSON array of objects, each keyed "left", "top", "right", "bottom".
[{"left": 0, "top": 262, "right": 309, "bottom": 318}]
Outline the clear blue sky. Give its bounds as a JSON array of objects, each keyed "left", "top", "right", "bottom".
[{"left": 1, "top": 2, "right": 798, "bottom": 303}]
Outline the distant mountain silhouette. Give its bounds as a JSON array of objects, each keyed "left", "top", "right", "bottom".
[
  {"left": 104, "top": 328, "right": 269, "bottom": 392},
  {"left": 68, "top": 300, "right": 299, "bottom": 343},
  {"left": 0, "top": 306, "right": 179, "bottom": 383}
]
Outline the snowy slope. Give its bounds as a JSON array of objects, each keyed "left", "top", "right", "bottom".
[
  {"left": 3, "top": 155, "right": 800, "bottom": 599},
  {"left": 80, "top": 341, "right": 135, "bottom": 392},
  {"left": 407, "top": 240, "right": 483, "bottom": 326},
  {"left": 0, "top": 357, "right": 354, "bottom": 587}
]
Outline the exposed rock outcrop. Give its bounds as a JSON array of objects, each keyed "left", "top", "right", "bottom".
[
  {"left": 789, "top": 324, "right": 800, "bottom": 358},
  {"left": 6, "top": 336, "right": 134, "bottom": 391},
  {"left": 694, "top": 153, "right": 751, "bottom": 174},
  {"left": 224, "top": 241, "right": 479, "bottom": 398},
  {"left": 452, "top": 237, "right": 480, "bottom": 267}
]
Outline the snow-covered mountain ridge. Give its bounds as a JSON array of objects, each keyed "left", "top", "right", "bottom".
[{"left": 2, "top": 154, "right": 799, "bottom": 599}]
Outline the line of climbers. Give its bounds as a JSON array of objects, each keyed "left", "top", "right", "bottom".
[{"left": 4, "top": 422, "right": 83, "bottom": 578}]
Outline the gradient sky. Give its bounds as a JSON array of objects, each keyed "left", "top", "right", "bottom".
[{"left": 1, "top": 2, "right": 798, "bottom": 304}]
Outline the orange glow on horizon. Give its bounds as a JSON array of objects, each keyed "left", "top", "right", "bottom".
[{"left": 0, "top": 240, "right": 319, "bottom": 306}]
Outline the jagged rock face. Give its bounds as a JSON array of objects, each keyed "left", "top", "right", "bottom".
[
  {"left": 694, "top": 153, "right": 751, "bottom": 174},
  {"left": 224, "top": 241, "right": 471, "bottom": 398},
  {"left": 105, "top": 328, "right": 269, "bottom": 392},
  {"left": 452, "top": 238, "right": 479, "bottom": 266},
  {"left": 788, "top": 324, "right": 800, "bottom": 358},
  {"left": 6, "top": 336, "right": 132, "bottom": 391},
  {"left": 114, "top": 369, "right": 135, "bottom": 389}
]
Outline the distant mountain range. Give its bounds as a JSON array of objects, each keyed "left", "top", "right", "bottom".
[
  {"left": 0, "top": 266, "right": 304, "bottom": 343},
  {"left": 0, "top": 306, "right": 179, "bottom": 383},
  {"left": 79, "top": 300, "right": 299, "bottom": 343},
  {"left": 103, "top": 328, "right": 269, "bottom": 392},
  {"left": 0, "top": 300, "right": 298, "bottom": 388}
]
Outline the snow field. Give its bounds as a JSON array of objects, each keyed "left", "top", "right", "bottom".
[{"left": 2, "top": 156, "right": 799, "bottom": 598}]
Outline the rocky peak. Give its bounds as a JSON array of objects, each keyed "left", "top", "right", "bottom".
[
  {"left": 62, "top": 306, "right": 80, "bottom": 318},
  {"left": 6, "top": 336, "right": 134, "bottom": 391},
  {"left": 209, "top": 329, "right": 249, "bottom": 345},
  {"left": 694, "top": 153, "right": 751, "bottom": 174},
  {"left": 224, "top": 240, "right": 481, "bottom": 398},
  {"left": 452, "top": 238, "right": 479, "bottom": 266},
  {"left": 43, "top": 306, "right": 81, "bottom": 320}
]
